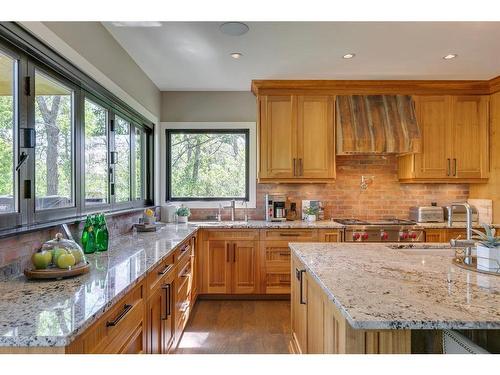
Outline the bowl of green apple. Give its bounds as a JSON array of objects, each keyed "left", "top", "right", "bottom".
[{"left": 25, "top": 233, "right": 90, "bottom": 280}]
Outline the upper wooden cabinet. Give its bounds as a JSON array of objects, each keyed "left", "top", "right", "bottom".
[
  {"left": 398, "top": 95, "right": 489, "bottom": 182},
  {"left": 258, "top": 95, "right": 335, "bottom": 182}
]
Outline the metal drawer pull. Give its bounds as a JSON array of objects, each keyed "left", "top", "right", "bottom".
[
  {"left": 279, "top": 233, "right": 301, "bottom": 237},
  {"left": 296, "top": 269, "right": 306, "bottom": 305},
  {"left": 279, "top": 252, "right": 290, "bottom": 256},
  {"left": 106, "top": 304, "right": 132, "bottom": 327},
  {"left": 161, "top": 283, "right": 171, "bottom": 319},
  {"left": 158, "top": 263, "right": 174, "bottom": 275},
  {"left": 226, "top": 243, "right": 230, "bottom": 262},
  {"left": 233, "top": 243, "right": 236, "bottom": 263}
]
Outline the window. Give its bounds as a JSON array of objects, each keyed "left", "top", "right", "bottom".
[
  {"left": 166, "top": 129, "right": 249, "bottom": 201},
  {"left": 0, "top": 50, "right": 16, "bottom": 214},
  {"left": 115, "top": 115, "right": 131, "bottom": 203},
  {"left": 0, "top": 25, "right": 154, "bottom": 232},
  {"left": 84, "top": 98, "right": 108, "bottom": 205},
  {"left": 34, "top": 69, "right": 74, "bottom": 211}
]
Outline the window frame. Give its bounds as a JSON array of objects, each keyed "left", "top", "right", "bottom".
[
  {"left": 165, "top": 128, "right": 250, "bottom": 202},
  {"left": 30, "top": 63, "right": 80, "bottom": 222}
]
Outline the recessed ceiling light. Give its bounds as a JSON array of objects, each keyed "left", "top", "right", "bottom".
[
  {"left": 443, "top": 54, "right": 458, "bottom": 60},
  {"left": 220, "top": 22, "right": 249, "bottom": 36},
  {"left": 110, "top": 22, "right": 162, "bottom": 27},
  {"left": 342, "top": 53, "right": 356, "bottom": 59},
  {"left": 230, "top": 53, "right": 243, "bottom": 59}
]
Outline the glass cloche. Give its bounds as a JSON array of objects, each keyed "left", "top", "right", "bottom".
[{"left": 40, "top": 232, "right": 87, "bottom": 269}]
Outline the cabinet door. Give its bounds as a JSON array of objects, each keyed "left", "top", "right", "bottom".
[
  {"left": 413, "top": 96, "right": 451, "bottom": 179},
  {"left": 296, "top": 96, "right": 335, "bottom": 179},
  {"left": 291, "top": 255, "right": 308, "bottom": 354},
  {"left": 424, "top": 229, "right": 446, "bottom": 243},
  {"left": 260, "top": 241, "right": 292, "bottom": 294},
  {"left": 451, "top": 96, "right": 489, "bottom": 179},
  {"left": 306, "top": 273, "right": 324, "bottom": 354},
  {"left": 205, "top": 240, "right": 232, "bottom": 293},
  {"left": 259, "top": 95, "right": 297, "bottom": 179},
  {"left": 231, "top": 240, "right": 258, "bottom": 294},
  {"left": 147, "top": 288, "right": 163, "bottom": 354}
]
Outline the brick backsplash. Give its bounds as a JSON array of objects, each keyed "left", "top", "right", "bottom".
[
  {"left": 189, "top": 155, "right": 469, "bottom": 221},
  {"left": 0, "top": 210, "right": 150, "bottom": 271}
]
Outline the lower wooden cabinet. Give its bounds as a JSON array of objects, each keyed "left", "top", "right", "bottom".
[
  {"left": 291, "top": 253, "right": 411, "bottom": 354},
  {"left": 67, "top": 281, "right": 146, "bottom": 354},
  {"left": 424, "top": 228, "right": 478, "bottom": 242},
  {"left": 202, "top": 236, "right": 259, "bottom": 294}
]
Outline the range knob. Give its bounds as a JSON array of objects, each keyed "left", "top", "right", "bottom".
[
  {"left": 362, "top": 233, "right": 369, "bottom": 241},
  {"left": 380, "top": 231, "right": 389, "bottom": 241},
  {"left": 400, "top": 231, "right": 409, "bottom": 240},
  {"left": 353, "top": 233, "right": 360, "bottom": 241},
  {"left": 410, "top": 232, "right": 418, "bottom": 240}
]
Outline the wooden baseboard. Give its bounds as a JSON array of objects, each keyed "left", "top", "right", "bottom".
[{"left": 197, "top": 294, "right": 290, "bottom": 301}]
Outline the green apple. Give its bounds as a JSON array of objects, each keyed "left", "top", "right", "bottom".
[
  {"left": 32, "top": 250, "right": 52, "bottom": 269},
  {"left": 56, "top": 252, "right": 76, "bottom": 269},
  {"left": 52, "top": 247, "right": 66, "bottom": 263},
  {"left": 70, "top": 248, "right": 84, "bottom": 265}
]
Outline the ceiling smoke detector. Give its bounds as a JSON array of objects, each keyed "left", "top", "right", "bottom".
[
  {"left": 219, "top": 22, "right": 249, "bottom": 36},
  {"left": 111, "top": 22, "right": 162, "bottom": 27},
  {"left": 230, "top": 53, "right": 243, "bottom": 59},
  {"left": 443, "top": 54, "right": 458, "bottom": 60},
  {"left": 342, "top": 53, "right": 356, "bottom": 59}
]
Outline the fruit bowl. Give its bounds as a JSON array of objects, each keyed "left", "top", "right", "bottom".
[{"left": 24, "top": 232, "right": 89, "bottom": 280}]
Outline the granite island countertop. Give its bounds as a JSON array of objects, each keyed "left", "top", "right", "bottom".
[
  {"left": 189, "top": 219, "right": 345, "bottom": 229},
  {"left": 0, "top": 223, "right": 198, "bottom": 348},
  {"left": 289, "top": 242, "right": 500, "bottom": 330}
]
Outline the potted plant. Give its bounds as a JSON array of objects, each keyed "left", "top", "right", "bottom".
[
  {"left": 303, "top": 206, "right": 319, "bottom": 223},
  {"left": 176, "top": 206, "right": 191, "bottom": 224},
  {"left": 472, "top": 224, "right": 500, "bottom": 273}
]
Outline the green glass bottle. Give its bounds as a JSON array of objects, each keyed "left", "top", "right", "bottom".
[
  {"left": 83, "top": 224, "right": 96, "bottom": 254},
  {"left": 81, "top": 216, "right": 92, "bottom": 251},
  {"left": 96, "top": 214, "right": 109, "bottom": 252}
]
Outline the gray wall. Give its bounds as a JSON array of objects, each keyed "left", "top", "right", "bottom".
[
  {"left": 42, "top": 22, "right": 161, "bottom": 119},
  {"left": 161, "top": 91, "right": 256, "bottom": 122}
]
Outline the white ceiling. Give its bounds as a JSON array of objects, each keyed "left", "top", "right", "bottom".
[{"left": 103, "top": 22, "right": 500, "bottom": 91}]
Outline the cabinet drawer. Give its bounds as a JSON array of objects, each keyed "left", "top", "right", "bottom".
[
  {"left": 147, "top": 253, "right": 175, "bottom": 296},
  {"left": 265, "top": 272, "right": 291, "bottom": 294},
  {"left": 260, "top": 229, "right": 318, "bottom": 241},
  {"left": 205, "top": 229, "right": 259, "bottom": 241},
  {"left": 68, "top": 282, "right": 145, "bottom": 354},
  {"left": 175, "top": 239, "right": 193, "bottom": 264}
]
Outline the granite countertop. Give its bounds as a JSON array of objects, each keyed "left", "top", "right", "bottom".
[
  {"left": 0, "top": 224, "right": 197, "bottom": 348},
  {"left": 289, "top": 242, "right": 500, "bottom": 330},
  {"left": 190, "top": 219, "right": 345, "bottom": 229}
]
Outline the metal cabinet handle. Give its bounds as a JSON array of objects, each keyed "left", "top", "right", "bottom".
[
  {"left": 295, "top": 269, "right": 306, "bottom": 305},
  {"left": 106, "top": 304, "right": 132, "bottom": 327},
  {"left": 158, "top": 263, "right": 174, "bottom": 276},
  {"left": 453, "top": 158, "right": 457, "bottom": 176},
  {"left": 279, "top": 252, "right": 290, "bottom": 256},
  {"left": 161, "top": 283, "right": 171, "bottom": 320},
  {"left": 233, "top": 243, "right": 236, "bottom": 263},
  {"left": 226, "top": 243, "right": 230, "bottom": 262},
  {"left": 447, "top": 158, "right": 451, "bottom": 176}
]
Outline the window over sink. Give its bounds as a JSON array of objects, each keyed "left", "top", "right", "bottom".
[{"left": 166, "top": 129, "right": 250, "bottom": 201}]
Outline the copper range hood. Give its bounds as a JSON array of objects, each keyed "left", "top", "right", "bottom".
[{"left": 336, "top": 95, "right": 421, "bottom": 155}]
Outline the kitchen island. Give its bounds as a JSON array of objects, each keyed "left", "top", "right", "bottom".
[{"left": 289, "top": 242, "right": 500, "bottom": 354}]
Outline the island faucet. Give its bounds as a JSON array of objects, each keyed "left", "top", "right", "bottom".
[{"left": 448, "top": 202, "right": 474, "bottom": 265}]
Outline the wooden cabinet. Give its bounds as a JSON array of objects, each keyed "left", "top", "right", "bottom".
[
  {"left": 258, "top": 95, "right": 335, "bottom": 182},
  {"left": 260, "top": 229, "right": 319, "bottom": 295},
  {"left": 201, "top": 230, "right": 259, "bottom": 294},
  {"left": 424, "top": 228, "right": 478, "bottom": 242},
  {"left": 398, "top": 95, "right": 489, "bottom": 182},
  {"left": 318, "top": 229, "right": 343, "bottom": 242},
  {"left": 290, "top": 254, "right": 307, "bottom": 354},
  {"left": 290, "top": 253, "right": 411, "bottom": 354},
  {"left": 67, "top": 282, "right": 146, "bottom": 354},
  {"left": 147, "top": 272, "right": 175, "bottom": 354}
]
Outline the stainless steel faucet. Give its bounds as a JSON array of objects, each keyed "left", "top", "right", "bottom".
[
  {"left": 224, "top": 200, "right": 236, "bottom": 222},
  {"left": 448, "top": 202, "right": 474, "bottom": 265},
  {"left": 216, "top": 203, "right": 222, "bottom": 222}
]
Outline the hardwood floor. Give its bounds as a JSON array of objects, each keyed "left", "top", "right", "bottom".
[{"left": 175, "top": 299, "right": 291, "bottom": 354}]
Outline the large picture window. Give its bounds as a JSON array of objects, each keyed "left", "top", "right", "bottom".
[
  {"left": 115, "top": 115, "right": 131, "bottom": 203},
  {"left": 166, "top": 129, "right": 249, "bottom": 201}
]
